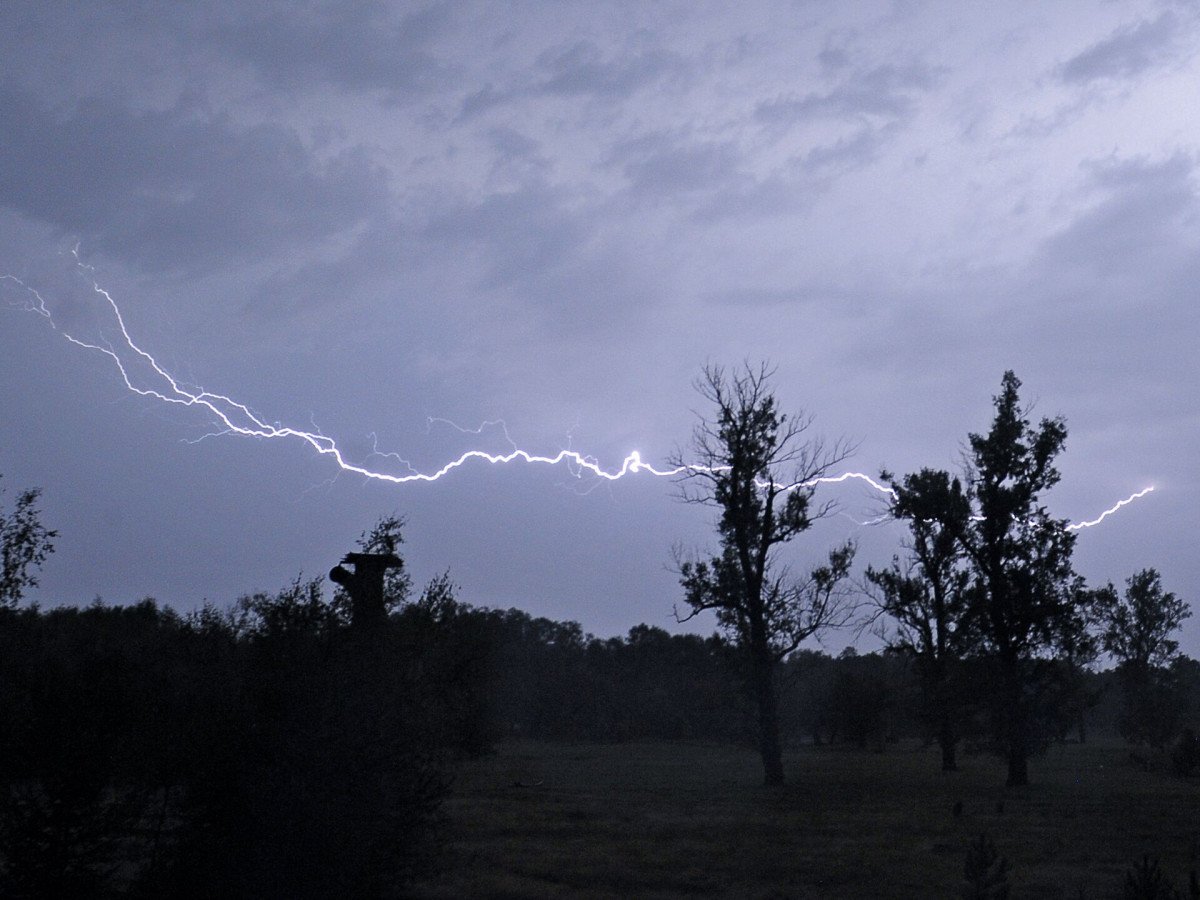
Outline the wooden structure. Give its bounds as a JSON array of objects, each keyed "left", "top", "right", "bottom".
[{"left": 328, "top": 551, "right": 402, "bottom": 628}]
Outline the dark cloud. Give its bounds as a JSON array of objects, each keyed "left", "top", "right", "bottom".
[
  {"left": 1059, "top": 11, "right": 1181, "bottom": 83},
  {"left": 1036, "top": 153, "right": 1197, "bottom": 280},
  {"left": 0, "top": 88, "right": 388, "bottom": 272},
  {"left": 600, "top": 130, "right": 825, "bottom": 222},
  {"left": 214, "top": 1, "right": 454, "bottom": 97},
  {"left": 253, "top": 172, "right": 648, "bottom": 346}
]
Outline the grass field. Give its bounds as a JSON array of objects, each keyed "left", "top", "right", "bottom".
[{"left": 407, "top": 739, "right": 1199, "bottom": 898}]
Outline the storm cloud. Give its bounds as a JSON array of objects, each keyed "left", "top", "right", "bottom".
[{"left": 1, "top": 0, "right": 1196, "bottom": 647}]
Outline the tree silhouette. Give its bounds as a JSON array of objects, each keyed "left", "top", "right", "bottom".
[
  {"left": 1102, "top": 569, "right": 1191, "bottom": 748},
  {"left": 0, "top": 476, "right": 56, "bottom": 609},
  {"left": 1103, "top": 569, "right": 1190, "bottom": 675},
  {"left": 955, "top": 371, "right": 1081, "bottom": 786},
  {"left": 673, "top": 362, "right": 855, "bottom": 785},
  {"left": 867, "top": 468, "right": 973, "bottom": 770}
]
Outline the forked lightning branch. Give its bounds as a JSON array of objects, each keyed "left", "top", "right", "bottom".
[{"left": 2, "top": 272, "right": 1154, "bottom": 532}]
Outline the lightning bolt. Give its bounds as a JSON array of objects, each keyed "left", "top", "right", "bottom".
[
  {"left": 2, "top": 272, "right": 1153, "bottom": 530},
  {"left": 1064, "top": 486, "right": 1156, "bottom": 531}
]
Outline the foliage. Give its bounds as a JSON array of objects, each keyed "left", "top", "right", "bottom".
[
  {"left": 1103, "top": 569, "right": 1190, "bottom": 674},
  {"left": 1102, "top": 570, "right": 1192, "bottom": 748},
  {"left": 1122, "top": 854, "right": 1198, "bottom": 900},
  {"left": 951, "top": 372, "right": 1083, "bottom": 785},
  {"left": 958, "top": 372, "right": 1078, "bottom": 657},
  {"left": 0, "top": 577, "right": 455, "bottom": 897},
  {"left": 1171, "top": 729, "right": 1199, "bottom": 778},
  {"left": 674, "top": 364, "right": 856, "bottom": 658},
  {"left": 0, "top": 476, "right": 56, "bottom": 608},
  {"left": 867, "top": 468, "right": 974, "bottom": 769}
]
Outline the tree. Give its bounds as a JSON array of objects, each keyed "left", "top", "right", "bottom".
[
  {"left": 867, "top": 468, "right": 973, "bottom": 770},
  {"left": 1103, "top": 569, "right": 1190, "bottom": 675},
  {"left": 0, "top": 476, "right": 56, "bottom": 608},
  {"left": 1101, "top": 569, "right": 1191, "bottom": 748},
  {"left": 1044, "top": 577, "right": 1106, "bottom": 745},
  {"left": 954, "top": 371, "right": 1081, "bottom": 786},
  {"left": 673, "top": 363, "right": 855, "bottom": 785}
]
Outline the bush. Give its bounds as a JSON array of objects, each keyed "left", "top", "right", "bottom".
[
  {"left": 961, "top": 833, "right": 1010, "bottom": 900},
  {"left": 1170, "top": 728, "right": 1199, "bottom": 777}
]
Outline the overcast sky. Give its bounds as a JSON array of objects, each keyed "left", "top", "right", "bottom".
[{"left": 1, "top": 1, "right": 1196, "bottom": 651}]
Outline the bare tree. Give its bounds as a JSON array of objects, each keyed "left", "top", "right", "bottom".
[{"left": 673, "top": 362, "right": 855, "bottom": 786}]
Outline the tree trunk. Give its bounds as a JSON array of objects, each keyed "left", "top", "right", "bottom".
[
  {"left": 752, "top": 648, "right": 785, "bottom": 786},
  {"left": 938, "top": 719, "right": 958, "bottom": 772},
  {"left": 1004, "top": 664, "right": 1029, "bottom": 787},
  {"left": 1006, "top": 738, "right": 1029, "bottom": 787}
]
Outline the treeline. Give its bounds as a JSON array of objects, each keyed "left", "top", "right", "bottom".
[
  {"left": 4, "top": 575, "right": 1199, "bottom": 896},
  {"left": 0, "top": 583, "right": 457, "bottom": 898}
]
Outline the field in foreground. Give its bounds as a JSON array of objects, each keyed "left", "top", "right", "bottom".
[{"left": 407, "top": 739, "right": 1199, "bottom": 899}]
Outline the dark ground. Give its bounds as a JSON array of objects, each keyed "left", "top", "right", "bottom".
[{"left": 408, "top": 739, "right": 1199, "bottom": 898}]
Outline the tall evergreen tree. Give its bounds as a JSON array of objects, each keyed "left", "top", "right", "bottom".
[{"left": 956, "top": 371, "right": 1080, "bottom": 786}]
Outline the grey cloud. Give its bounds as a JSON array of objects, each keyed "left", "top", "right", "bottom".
[
  {"left": 703, "top": 282, "right": 854, "bottom": 310},
  {"left": 1059, "top": 11, "right": 1181, "bottom": 83},
  {"left": 692, "top": 161, "right": 843, "bottom": 222},
  {"left": 253, "top": 175, "right": 658, "bottom": 375},
  {"left": 423, "top": 183, "right": 591, "bottom": 290},
  {"left": 458, "top": 40, "right": 684, "bottom": 119},
  {"left": 853, "top": 154, "right": 1200, "bottom": 400},
  {"left": 215, "top": 1, "right": 454, "bottom": 97},
  {"left": 412, "top": 179, "right": 659, "bottom": 341},
  {"left": 534, "top": 40, "right": 682, "bottom": 98},
  {"left": 756, "top": 60, "right": 941, "bottom": 123},
  {"left": 601, "top": 131, "right": 812, "bottom": 221},
  {"left": 818, "top": 44, "right": 852, "bottom": 74},
  {"left": 631, "top": 127, "right": 885, "bottom": 222},
  {"left": 485, "top": 126, "right": 551, "bottom": 181},
  {"left": 460, "top": 84, "right": 506, "bottom": 120},
  {"left": 0, "top": 88, "right": 388, "bottom": 272},
  {"left": 961, "top": 153, "right": 1200, "bottom": 414},
  {"left": 610, "top": 134, "right": 746, "bottom": 197},
  {"left": 801, "top": 125, "right": 893, "bottom": 174},
  {"left": 1036, "top": 153, "right": 1197, "bottom": 278}
]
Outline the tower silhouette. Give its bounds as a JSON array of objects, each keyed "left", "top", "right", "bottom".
[{"left": 329, "top": 552, "right": 402, "bottom": 629}]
